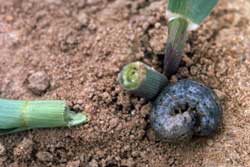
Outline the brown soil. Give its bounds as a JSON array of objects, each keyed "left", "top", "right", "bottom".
[{"left": 0, "top": 0, "right": 250, "bottom": 166}]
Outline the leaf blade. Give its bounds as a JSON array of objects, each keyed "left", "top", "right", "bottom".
[{"left": 168, "top": 0, "right": 218, "bottom": 24}]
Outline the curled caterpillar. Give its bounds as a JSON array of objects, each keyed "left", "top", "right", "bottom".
[{"left": 150, "top": 80, "right": 222, "bottom": 142}]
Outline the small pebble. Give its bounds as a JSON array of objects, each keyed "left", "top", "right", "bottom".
[
  {"left": 0, "top": 143, "right": 5, "bottom": 156},
  {"left": 5, "top": 15, "right": 14, "bottom": 22},
  {"left": 45, "top": 0, "right": 62, "bottom": 5},
  {"left": 140, "top": 103, "right": 151, "bottom": 117},
  {"left": 109, "top": 118, "right": 119, "bottom": 129},
  {"left": 36, "top": 151, "right": 53, "bottom": 162},
  {"left": 154, "top": 22, "right": 161, "bottom": 29},
  {"left": 88, "top": 22, "right": 97, "bottom": 31},
  {"left": 66, "top": 160, "right": 81, "bottom": 167},
  {"left": 121, "top": 158, "right": 135, "bottom": 167},
  {"left": 207, "top": 139, "right": 214, "bottom": 146},
  {"left": 168, "top": 157, "right": 175, "bottom": 165},
  {"left": 190, "top": 66, "right": 198, "bottom": 76},
  {"left": 27, "top": 71, "right": 50, "bottom": 96},
  {"left": 0, "top": 157, "right": 7, "bottom": 166},
  {"left": 73, "top": 104, "right": 83, "bottom": 111},
  {"left": 170, "top": 75, "right": 178, "bottom": 83},
  {"left": 76, "top": 11, "right": 89, "bottom": 26},
  {"left": 14, "top": 138, "right": 33, "bottom": 159},
  {"left": 87, "top": 159, "right": 98, "bottom": 167},
  {"left": 142, "top": 22, "right": 150, "bottom": 30},
  {"left": 213, "top": 89, "right": 226, "bottom": 100},
  {"left": 7, "top": 162, "right": 19, "bottom": 167},
  {"left": 182, "top": 55, "right": 193, "bottom": 66},
  {"left": 146, "top": 128, "right": 157, "bottom": 142}
]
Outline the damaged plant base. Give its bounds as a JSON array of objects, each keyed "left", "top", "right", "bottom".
[
  {"left": 118, "top": 61, "right": 168, "bottom": 100},
  {"left": 150, "top": 80, "right": 222, "bottom": 143},
  {"left": 0, "top": 99, "right": 88, "bottom": 135},
  {"left": 164, "top": 17, "right": 188, "bottom": 77},
  {"left": 164, "top": 0, "right": 218, "bottom": 77}
]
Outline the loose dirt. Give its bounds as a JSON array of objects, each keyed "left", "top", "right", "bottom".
[{"left": 0, "top": 0, "right": 250, "bottom": 166}]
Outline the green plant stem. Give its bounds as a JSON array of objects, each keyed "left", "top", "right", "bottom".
[
  {"left": 0, "top": 99, "right": 88, "bottom": 135},
  {"left": 164, "top": 17, "right": 189, "bottom": 77},
  {"left": 118, "top": 62, "right": 168, "bottom": 100}
]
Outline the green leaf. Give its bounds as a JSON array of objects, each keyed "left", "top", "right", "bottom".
[{"left": 168, "top": 0, "right": 218, "bottom": 24}]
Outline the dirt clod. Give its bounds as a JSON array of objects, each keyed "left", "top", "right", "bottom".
[
  {"left": 26, "top": 71, "right": 50, "bottom": 96},
  {"left": 36, "top": 151, "right": 53, "bottom": 162},
  {"left": 76, "top": 11, "right": 89, "bottom": 27},
  {"left": 109, "top": 117, "right": 119, "bottom": 129},
  {"left": 66, "top": 160, "right": 81, "bottom": 167},
  {"left": 87, "top": 159, "right": 99, "bottom": 167},
  {"left": 13, "top": 138, "right": 33, "bottom": 159},
  {"left": 0, "top": 143, "right": 5, "bottom": 156},
  {"left": 214, "top": 89, "right": 226, "bottom": 101}
]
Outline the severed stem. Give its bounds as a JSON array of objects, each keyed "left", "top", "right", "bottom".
[
  {"left": 118, "top": 62, "right": 168, "bottom": 100},
  {"left": 164, "top": 17, "right": 189, "bottom": 77},
  {"left": 0, "top": 99, "right": 88, "bottom": 135}
]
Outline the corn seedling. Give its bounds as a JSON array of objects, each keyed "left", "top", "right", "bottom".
[{"left": 164, "top": 0, "right": 218, "bottom": 77}]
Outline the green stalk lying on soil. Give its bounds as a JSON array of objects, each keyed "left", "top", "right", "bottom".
[{"left": 0, "top": 99, "right": 88, "bottom": 135}]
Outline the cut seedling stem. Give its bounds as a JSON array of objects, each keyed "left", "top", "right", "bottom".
[
  {"left": 164, "top": 17, "right": 188, "bottom": 77},
  {"left": 164, "top": 0, "right": 218, "bottom": 77},
  {"left": 118, "top": 61, "right": 168, "bottom": 100},
  {"left": 0, "top": 99, "right": 88, "bottom": 135}
]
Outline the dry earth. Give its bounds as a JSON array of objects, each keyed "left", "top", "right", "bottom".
[{"left": 0, "top": 0, "right": 250, "bottom": 166}]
